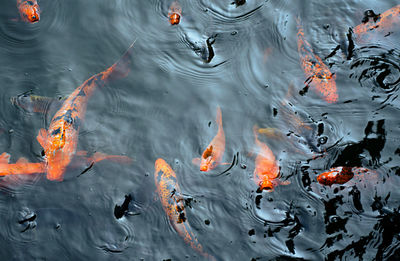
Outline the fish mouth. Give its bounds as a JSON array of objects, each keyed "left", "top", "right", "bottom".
[
  {"left": 200, "top": 165, "right": 208, "bottom": 171},
  {"left": 29, "top": 16, "right": 40, "bottom": 23}
]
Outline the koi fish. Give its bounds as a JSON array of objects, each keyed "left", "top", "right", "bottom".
[
  {"left": 154, "top": 158, "right": 215, "bottom": 260},
  {"left": 258, "top": 83, "right": 328, "bottom": 155},
  {"left": 296, "top": 17, "right": 338, "bottom": 103},
  {"left": 168, "top": 1, "right": 182, "bottom": 25},
  {"left": 317, "top": 166, "right": 373, "bottom": 186},
  {"left": 17, "top": 0, "right": 40, "bottom": 23},
  {"left": 253, "top": 126, "right": 289, "bottom": 191},
  {"left": 192, "top": 106, "right": 225, "bottom": 172},
  {"left": 353, "top": 5, "right": 400, "bottom": 42},
  {"left": 1, "top": 41, "right": 135, "bottom": 181}
]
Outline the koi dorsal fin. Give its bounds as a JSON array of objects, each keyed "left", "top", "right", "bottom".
[
  {"left": 16, "top": 157, "right": 29, "bottom": 164},
  {"left": 203, "top": 145, "right": 213, "bottom": 159},
  {"left": 37, "top": 128, "right": 47, "bottom": 149},
  {"left": 0, "top": 152, "right": 11, "bottom": 164}
]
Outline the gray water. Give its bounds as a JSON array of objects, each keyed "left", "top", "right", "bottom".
[{"left": 0, "top": 0, "right": 399, "bottom": 260}]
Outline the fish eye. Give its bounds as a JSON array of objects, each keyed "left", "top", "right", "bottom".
[
  {"left": 318, "top": 136, "right": 328, "bottom": 145},
  {"left": 27, "top": 1, "right": 34, "bottom": 5}
]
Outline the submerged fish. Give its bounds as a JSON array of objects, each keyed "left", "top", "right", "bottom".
[
  {"left": 296, "top": 17, "right": 338, "bottom": 103},
  {"left": 353, "top": 5, "right": 400, "bottom": 42},
  {"left": 253, "top": 126, "right": 289, "bottom": 191},
  {"left": 154, "top": 158, "right": 215, "bottom": 260},
  {"left": 17, "top": 0, "right": 40, "bottom": 23},
  {"left": 317, "top": 166, "right": 372, "bottom": 186},
  {"left": 192, "top": 106, "right": 225, "bottom": 172},
  {"left": 168, "top": 1, "right": 182, "bottom": 25},
  {"left": 0, "top": 41, "right": 135, "bottom": 181},
  {"left": 259, "top": 83, "right": 329, "bottom": 155},
  {"left": 11, "top": 92, "right": 66, "bottom": 114}
]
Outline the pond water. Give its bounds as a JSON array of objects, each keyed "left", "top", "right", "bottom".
[{"left": 0, "top": 0, "right": 399, "bottom": 260}]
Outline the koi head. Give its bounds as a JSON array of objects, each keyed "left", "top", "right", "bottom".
[
  {"left": 168, "top": 1, "right": 182, "bottom": 25},
  {"left": 169, "top": 13, "right": 181, "bottom": 25},
  {"left": 258, "top": 179, "right": 274, "bottom": 192},
  {"left": 19, "top": 0, "right": 40, "bottom": 23},
  {"left": 200, "top": 145, "right": 214, "bottom": 172},
  {"left": 10, "top": 91, "right": 33, "bottom": 111},
  {"left": 316, "top": 172, "right": 334, "bottom": 186}
]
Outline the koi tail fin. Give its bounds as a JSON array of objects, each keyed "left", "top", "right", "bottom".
[{"left": 101, "top": 39, "right": 137, "bottom": 82}]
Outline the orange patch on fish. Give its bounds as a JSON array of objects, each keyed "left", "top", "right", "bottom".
[
  {"left": 296, "top": 18, "right": 338, "bottom": 103},
  {"left": 168, "top": 1, "right": 182, "bottom": 25},
  {"left": 154, "top": 158, "right": 215, "bottom": 260},
  {"left": 193, "top": 107, "right": 225, "bottom": 172},
  {"left": 317, "top": 166, "right": 375, "bottom": 186},
  {"left": 353, "top": 5, "right": 400, "bottom": 42},
  {"left": 253, "top": 126, "right": 289, "bottom": 191},
  {"left": 17, "top": 0, "right": 40, "bottom": 23}
]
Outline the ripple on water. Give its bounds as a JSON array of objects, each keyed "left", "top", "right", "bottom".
[{"left": 349, "top": 45, "right": 400, "bottom": 109}]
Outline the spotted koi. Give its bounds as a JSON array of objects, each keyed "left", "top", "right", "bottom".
[
  {"left": 296, "top": 17, "right": 338, "bottom": 103},
  {"left": 353, "top": 5, "right": 400, "bottom": 42},
  {"left": 154, "top": 158, "right": 215, "bottom": 260}
]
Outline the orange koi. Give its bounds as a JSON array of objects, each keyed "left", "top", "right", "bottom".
[
  {"left": 168, "top": 1, "right": 182, "bottom": 25},
  {"left": 253, "top": 126, "right": 289, "bottom": 191},
  {"left": 317, "top": 166, "right": 372, "bottom": 186},
  {"left": 17, "top": 0, "right": 40, "bottom": 23},
  {"left": 0, "top": 41, "right": 135, "bottom": 181},
  {"left": 154, "top": 158, "right": 215, "bottom": 260},
  {"left": 192, "top": 106, "right": 225, "bottom": 172},
  {"left": 296, "top": 18, "right": 338, "bottom": 103},
  {"left": 353, "top": 5, "right": 400, "bottom": 41}
]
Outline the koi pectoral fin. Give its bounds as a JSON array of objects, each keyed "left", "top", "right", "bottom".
[
  {"left": 37, "top": 128, "right": 48, "bottom": 149},
  {"left": 87, "top": 152, "right": 133, "bottom": 164},
  {"left": 192, "top": 158, "right": 201, "bottom": 166},
  {"left": 0, "top": 161, "right": 46, "bottom": 176}
]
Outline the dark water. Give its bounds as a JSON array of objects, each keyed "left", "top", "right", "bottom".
[{"left": 0, "top": 0, "right": 400, "bottom": 260}]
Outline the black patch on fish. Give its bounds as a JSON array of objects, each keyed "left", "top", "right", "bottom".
[
  {"left": 52, "top": 116, "right": 63, "bottom": 122},
  {"left": 73, "top": 117, "right": 81, "bottom": 130},
  {"left": 51, "top": 128, "right": 61, "bottom": 136},
  {"left": 63, "top": 110, "right": 74, "bottom": 124},
  {"left": 114, "top": 194, "right": 133, "bottom": 219},
  {"left": 362, "top": 10, "right": 380, "bottom": 24},
  {"left": 85, "top": 76, "right": 102, "bottom": 88},
  {"left": 77, "top": 89, "right": 86, "bottom": 96}
]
